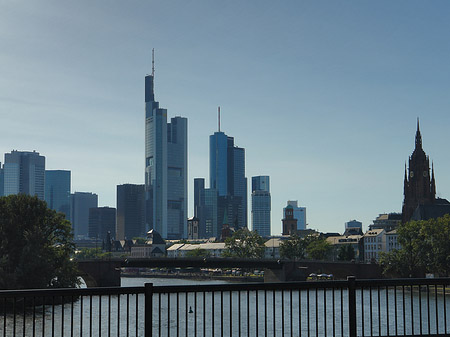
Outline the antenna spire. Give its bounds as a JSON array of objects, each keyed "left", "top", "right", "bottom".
[
  {"left": 218, "top": 106, "right": 221, "bottom": 132},
  {"left": 152, "top": 48, "right": 155, "bottom": 77}
]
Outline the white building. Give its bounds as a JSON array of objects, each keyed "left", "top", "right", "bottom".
[
  {"left": 167, "top": 242, "right": 226, "bottom": 258},
  {"left": 363, "top": 229, "right": 385, "bottom": 262}
]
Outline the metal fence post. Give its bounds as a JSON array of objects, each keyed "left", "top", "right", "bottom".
[
  {"left": 347, "top": 276, "right": 357, "bottom": 337},
  {"left": 145, "top": 283, "right": 153, "bottom": 337}
]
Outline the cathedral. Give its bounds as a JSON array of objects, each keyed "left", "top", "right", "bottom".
[{"left": 402, "top": 120, "right": 450, "bottom": 223}]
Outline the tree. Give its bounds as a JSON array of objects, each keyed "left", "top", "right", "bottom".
[
  {"left": 75, "top": 247, "right": 112, "bottom": 260},
  {"left": 305, "top": 236, "right": 332, "bottom": 260},
  {"left": 185, "top": 248, "right": 211, "bottom": 258},
  {"left": 279, "top": 235, "right": 307, "bottom": 260},
  {"left": 337, "top": 245, "right": 355, "bottom": 261},
  {"left": 0, "top": 195, "right": 79, "bottom": 289},
  {"left": 222, "top": 229, "right": 265, "bottom": 258}
]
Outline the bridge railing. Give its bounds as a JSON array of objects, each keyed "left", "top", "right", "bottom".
[{"left": 1, "top": 277, "right": 450, "bottom": 336}]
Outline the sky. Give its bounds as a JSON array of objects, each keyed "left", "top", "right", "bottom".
[{"left": 1, "top": 1, "right": 450, "bottom": 235}]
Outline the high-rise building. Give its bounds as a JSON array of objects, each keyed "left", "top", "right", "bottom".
[
  {"left": 194, "top": 178, "right": 206, "bottom": 238},
  {"left": 3, "top": 150, "right": 45, "bottom": 200},
  {"left": 70, "top": 192, "right": 98, "bottom": 239},
  {"left": 209, "top": 127, "right": 247, "bottom": 235},
  {"left": 283, "top": 200, "right": 306, "bottom": 230},
  {"left": 0, "top": 163, "right": 4, "bottom": 197},
  {"left": 251, "top": 176, "right": 271, "bottom": 237},
  {"left": 204, "top": 188, "right": 218, "bottom": 238},
  {"left": 88, "top": 207, "right": 116, "bottom": 241},
  {"left": 45, "top": 170, "right": 71, "bottom": 219},
  {"left": 117, "top": 184, "right": 145, "bottom": 240},
  {"left": 144, "top": 69, "right": 188, "bottom": 239}
]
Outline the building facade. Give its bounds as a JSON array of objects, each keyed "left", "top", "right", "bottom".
[
  {"left": 145, "top": 73, "right": 187, "bottom": 239},
  {"left": 0, "top": 163, "right": 3, "bottom": 196},
  {"left": 45, "top": 170, "right": 71, "bottom": 219},
  {"left": 251, "top": 176, "right": 271, "bottom": 237},
  {"left": 88, "top": 206, "right": 116, "bottom": 241},
  {"left": 193, "top": 178, "right": 206, "bottom": 238},
  {"left": 70, "top": 192, "right": 98, "bottom": 239},
  {"left": 117, "top": 184, "right": 145, "bottom": 240},
  {"left": 3, "top": 150, "right": 45, "bottom": 200}
]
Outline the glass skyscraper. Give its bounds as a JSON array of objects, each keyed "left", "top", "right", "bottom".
[
  {"left": 3, "top": 150, "right": 45, "bottom": 200},
  {"left": 117, "top": 184, "right": 145, "bottom": 240},
  {"left": 70, "top": 192, "right": 98, "bottom": 239},
  {"left": 145, "top": 73, "right": 187, "bottom": 239},
  {"left": 45, "top": 170, "right": 71, "bottom": 219},
  {"left": 251, "top": 176, "right": 271, "bottom": 237}
]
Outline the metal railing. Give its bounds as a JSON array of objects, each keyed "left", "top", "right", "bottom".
[{"left": 0, "top": 277, "right": 450, "bottom": 336}]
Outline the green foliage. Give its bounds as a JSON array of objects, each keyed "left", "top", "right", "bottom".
[
  {"left": 337, "top": 245, "right": 355, "bottom": 261},
  {"left": 0, "top": 194, "right": 79, "bottom": 289},
  {"left": 185, "top": 248, "right": 211, "bottom": 258},
  {"left": 306, "top": 237, "right": 332, "bottom": 260},
  {"left": 222, "top": 229, "right": 265, "bottom": 259},
  {"left": 380, "top": 215, "right": 450, "bottom": 277},
  {"left": 132, "top": 237, "right": 147, "bottom": 245},
  {"left": 75, "top": 247, "right": 112, "bottom": 260},
  {"left": 279, "top": 235, "right": 307, "bottom": 260}
]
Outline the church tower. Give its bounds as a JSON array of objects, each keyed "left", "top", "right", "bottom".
[{"left": 402, "top": 120, "right": 436, "bottom": 223}]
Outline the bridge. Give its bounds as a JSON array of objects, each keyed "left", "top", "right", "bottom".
[{"left": 77, "top": 258, "right": 382, "bottom": 287}]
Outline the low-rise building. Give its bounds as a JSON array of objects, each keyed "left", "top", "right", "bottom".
[
  {"left": 264, "top": 238, "right": 282, "bottom": 259},
  {"left": 363, "top": 229, "right": 385, "bottom": 262},
  {"left": 167, "top": 242, "right": 226, "bottom": 258},
  {"left": 326, "top": 234, "right": 363, "bottom": 262}
]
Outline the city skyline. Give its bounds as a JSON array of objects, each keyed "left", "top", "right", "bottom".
[{"left": 2, "top": 2, "right": 450, "bottom": 234}]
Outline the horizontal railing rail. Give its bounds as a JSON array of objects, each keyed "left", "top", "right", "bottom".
[{"left": 0, "top": 277, "right": 449, "bottom": 336}]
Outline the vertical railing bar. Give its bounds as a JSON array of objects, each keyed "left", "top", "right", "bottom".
[
  {"left": 52, "top": 296, "right": 55, "bottom": 337},
  {"left": 290, "top": 289, "right": 293, "bottom": 337},
  {"left": 361, "top": 286, "right": 364, "bottom": 337},
  {"left": 444, "top": 284, "right": 447, "bottom": 334},
  {"left": 323, "top": 288, "right": 326, "bottom": 337},
  {"left": 185, "top": 292, "right": 188, "bottom": 337},
  {"left": 377, "top": 286, "right": 380, "bottom": 337},
  {"left": 386, "top": 286, "right": 389, "bottom": 337},
  {"left": 256, "top": 290, "right": 259, "bottom": 337},
  {"left": 264, "top": 290, "right": 267, "bottom": 337},
  {"left": 332, "top": 288, "right": 335, "bottom": 337},
  {"left": 159, "top": 293, "right": 161, "bottom": 335},
  {"left": 348, "top": 277, "right": 357, "bottom": 337},
  {"left": 339, "top": 288, "right": 342, "bottom": 337},
  {"left": 212, "top": 291, "right": 215, "bottom": 337},
  {"left": 71, "top": 296, "right": 74, "bottom": 337},
  {"left": 435, "top": 284, "right": 439, "bottom": 334},
  {"left": 419, "top": 285, "right": 423, "bottom": 335},
  {"left": 89, "top": 295, "right": 92, "bottom": 337},
  {"left": 230, "top": 290, "right": 233, "bottom": 337},
  {"left": 394, "top": 286, "right": 398, "bottom": 337},
  {"left": 23, "top": 296, "right": 26, "bottom": 337},
  {"left": 177, "top": 292, "right": 179, "bottom": 337},
  {"left": 369, "top": 287, "right": 373, "bottom": 337},
  {"left": 144, "top": 283, "right": 153, "bottom": 337},
  {"left": 410, "top": 285, "right": 414, "bottom": 335},
  {"left": 238, "top": 291, "right": 241, "bottom": 336},
  {"left": 135, "top": 294, "right": 138, "bottom": 337},
  {"left": 273, "top": 290, "right": 276, "bottom": 336},
  {"left": 308, "top": 289, "right": 311, "bottom": 337},
  {"left": 107, "top": 295, "right": 111, "bottom": 337},
  {"left": 117, "top": 294, "right": 121, "bottom": 337},
  {"left": 126, "top": 294, "right": 129, "bottom": 337},
  {"left": 315, "top": 289, "right": 318, "bottom": 337},
  {"left": 282, "top": 290, "right": 285, "bottom": 337},
  {"left": 203, "top": 292, "right": 206, "bottom": 337},
  {"left": 33, "top": 297, "right": 36, "bottom": 337},
  {"left": 194, "top": 292, "right": 198, "bottom": 337},
  {"left": 402, "top": 285, "right": 405, "bottom": 336},
  {"left": 247, "top": 290, "right": 249, "bottom": 337},
  {"left": 2, "top": 297, "right": 6, "bottom": 337},
  {"left": 62, "top": 295, "right": 65, "bottom": 337},
  {"left": 168, "top": 293, "right": 171, "bottom": 337},
  {"left": 42, "top": 298, "right": 45, "bottom": 337},
  {"left": 300, "top": 289, "right": 303, "bottom": 337},
  {"left": 98, "top": 295, "right": 102, "bottom": 337},
  {"left": 221, "top": 291, "right": 223, "bottom": 337}
]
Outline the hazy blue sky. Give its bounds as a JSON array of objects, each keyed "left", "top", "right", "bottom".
[{"left": 1, "top": 1, "right": 450, "bottom": 234}]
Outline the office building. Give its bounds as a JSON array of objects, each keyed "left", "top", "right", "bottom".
[
  {"left": 209, "top": 126, "right": 247, "bottom": 236},
  {"left": 70, "top": 192, "right": 98, "bottom": 239},
  {"left": 344, "top": 219, "right": 363, "bottom": 236},
  {"left": 3, "top": 150, "right": 45, "bottom": 200},
  {"left": 204, "top": 188, "right": 218, "bottom": 238},
  {"left": 251, "top": 176, "right": 271, "bottom": 237},
  {"left": 194, "top": 178, "right": 206, "bottom": 238},
  {"left": 283, "top": 201, "right": 306, "bottom": 230},
  {"left": 117, "top": 184, "right": 145, "bottom": 240},
  {"left": 0, "top": 163, "right": 3, "bottom": 196},
  {"left": 45, "top": 170, "right": 71, "bottom": 219},
  {"left": 145, "top": 68, "right": 187, "bottom": 239},
  {"left": 88, "top": 207, "right": 116, "bottom": 241}
]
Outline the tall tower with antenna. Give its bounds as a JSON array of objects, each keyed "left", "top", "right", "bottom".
[{"left": 145, "top": 50, "right": 188, "bottom": 239}]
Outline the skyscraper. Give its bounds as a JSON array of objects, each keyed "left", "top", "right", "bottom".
[
  {"left": 45, "top": 170, "right": 71, "bottom": 219},
  {"left": 0, "top": 163, "right": 4, "bottom": 197},
  {"left": 70, "top": 192, "right": 98, "bottom": 239},
  {"left": 144, "top": 66, "right": 188, "bottom": 239},
  {"left": 3, "top": 150, "right": 45, "bottom": 200},
  {"left": 209, "top": 122, "right": 247, "bottom": 235},
  {"left": 194, "top": 178, "right": 206, "bottom": 238},
  {"left": 251, "top": 176, "right": 271, "bottom": 237},
  {"left": 89, "top": 206, "right": 116, "bottom": 241},
  {"left": 117, "top": 184, "right": 145, "bottom": 240}
]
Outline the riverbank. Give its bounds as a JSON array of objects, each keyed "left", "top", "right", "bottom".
[{"left": 121, "top": 271, "right": 264, "bottom": 283}]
